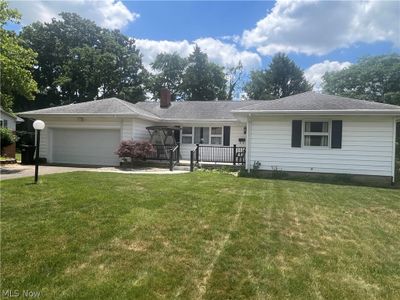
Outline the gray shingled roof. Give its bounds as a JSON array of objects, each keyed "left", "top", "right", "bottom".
[
  {"left": 233, "top": 92, "right": 400, "bottom": 112},
  {"left": 18, "top": 92, "right": 400, "bottom": 120},
  {"left": 19, "top": 98, "right": 159, "bottom": 120},
  {"left": 135, "top": 101, "right": 260, "bottom": 120}
]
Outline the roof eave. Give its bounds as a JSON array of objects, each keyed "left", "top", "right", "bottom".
[
  {"left": 232, "top": 109, "right": 400, "bottom": 116},
  {"left": 18, "top": 112, "right": 161, "bottom": 121},
  {"left": 1, "top": 109, "right": 17, "bottom": 119},
  {"left": 160, "top": 118, "right": 240, "bottom": 123}
]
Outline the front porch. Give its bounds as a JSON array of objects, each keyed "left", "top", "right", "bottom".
[{"left": 145, "top": 143, "right": 246, "bottom": 171}]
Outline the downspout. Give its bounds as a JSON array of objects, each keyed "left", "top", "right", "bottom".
[
  {"left": 392, "top": 117, "right": 398, "bottom": 184},
  {"left": 246, "top": 113, "right": 252, "bottom": 172}
]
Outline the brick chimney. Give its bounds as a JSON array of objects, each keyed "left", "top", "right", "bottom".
[{"left": 160, "top": 88, "right": 171, "bottom": 108}]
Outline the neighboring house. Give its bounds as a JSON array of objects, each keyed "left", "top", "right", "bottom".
[
  {"left": 19, "top": 91, "right": 400, "bottom": 183},
  {"left": 1, "top": 108, "right": 23, "bottom": 131},
  {"left": 1, "top": 108, "right": 23, "bottom": 158}
]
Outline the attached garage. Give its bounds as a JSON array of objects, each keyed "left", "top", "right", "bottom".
[{"left": 51, "top": 128, "right": 121, "bottom": 166}]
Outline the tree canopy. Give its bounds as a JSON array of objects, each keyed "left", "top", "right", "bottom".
[
  {"left": 149, "top": 52, "right": 187, "bottom": 101},
  {"left": 149, "top": 46, "right": 228, "bottom": 101},
  {"left": 322, "top": 54, "right": 400, "bottom": 105},
  {"left": 244, "top": 53, "right": 312, "bottom": 100},
  {"left": 14, "top": 12, "right": 147, "bottom": 112},
  {"left": 0, "top": 0, "right": 38, "bottom": 112},
  {"left": 181, "top": 46, "right": 227, "bottom": 101}
]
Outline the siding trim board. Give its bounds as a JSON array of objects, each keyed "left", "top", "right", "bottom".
[{"left": 392, "top": 117, "right": 397, "bottom": 182}]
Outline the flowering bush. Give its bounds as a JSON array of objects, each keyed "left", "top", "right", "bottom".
[{"left": 115, "top": 140, "right": 155, "bottom": 164}]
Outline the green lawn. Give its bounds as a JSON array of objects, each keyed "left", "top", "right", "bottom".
[{"left": 1, "top": 172, "right": 400, "bottom": 299}]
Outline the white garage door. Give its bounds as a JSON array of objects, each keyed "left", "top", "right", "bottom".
[{"left": 52, "top": 128, "right": 121, "bottom": 166}]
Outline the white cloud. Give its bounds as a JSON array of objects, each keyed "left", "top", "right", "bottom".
[
  {"left": 9, "top": 0, "right": 138, "bottom": 29},
  {"left": 194, "top": 37, "right": 261, "bottom": 70},
  {"left": 135, "top": 38, "right": 262, "bottom": 71},
  {"left": 242, "top": 0, "right": 400, "bottom": 55},
  {"left": 305, "top": 60, "right": 352, "bottom": 91},
  {"left": 135, "top": 39, "right": 194, "bottom": 70},
  {"left": 220, "top": 34, "right": 241, "bottom": 43}
]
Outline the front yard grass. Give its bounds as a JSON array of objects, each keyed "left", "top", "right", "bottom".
[{"left": 1, "top": 172, "right": 399, "bottom": 299}]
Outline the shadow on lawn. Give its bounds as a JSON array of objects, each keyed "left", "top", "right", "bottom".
[
  {"left": 237, "top": 170, "right": 398, "bottom": 189},
  {"left": 0, "top": 167, "right": 25, "bottom": 175}
]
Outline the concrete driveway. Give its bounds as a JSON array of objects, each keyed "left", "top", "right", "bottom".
[
  {"left": 0, "top": 165, "right": 96, "bottom": 180},
  {"left": 0, "top": 164, "right": 189, "bottom": 180}
]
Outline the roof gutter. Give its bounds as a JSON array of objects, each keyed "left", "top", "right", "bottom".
[
  {"left": 160, "top": 118, "right": 239, "bottom": 123},
  {"left": 231, "top": 109, "right": 400, "bottom": 116},
  {"left": 18, "top": 112, "right": 161, "bottom": 122}
]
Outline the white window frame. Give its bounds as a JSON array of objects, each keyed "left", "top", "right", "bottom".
[
  {"left": 181, "top": 127, "right": 193, "bottom": 144},
  {"left": 181, "top": 126, "right": 224, "bottom": 146},
  {"left": 210, "top": 126, "right": 223, "bottom": 145},
  {"left": 302, "top": 120, "right": 331, "bottom": 148}
]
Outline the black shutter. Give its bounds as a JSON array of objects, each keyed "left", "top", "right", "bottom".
[
  {"left": 331, "top": 120, "right": 342, "bottom": 149},
  {"left": 223, "top": 126, "right": 231, "bottom": 146},
  {"left": 291, "top": 120, "right": 302, "bottom": 147}
]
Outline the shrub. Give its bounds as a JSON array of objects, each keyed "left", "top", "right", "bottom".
[
  {"left": 1, "top": 127, "right": 17, "bottom": 150},
  {"left": 115, "top": 140, "right": 155, "bottom": 166},
  {"left": 238, "top": 161, "right": 262, "bottom": 178},
  {"left": 271, "top": 166, "right": 288, "bottom": 179}
]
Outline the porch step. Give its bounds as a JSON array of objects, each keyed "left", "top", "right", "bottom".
[{"left": 173, "top": 165, "right": 190, "bottom": 171}]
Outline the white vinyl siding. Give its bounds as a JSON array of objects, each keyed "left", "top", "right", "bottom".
[
  {"left": 132, "top": 118, "right": 154, "bottom": 141},
  {"left": 248, "top": 116, "right": 395, "bottom": 177},
  {"left": 121, "top": 118, "right": 133, "bottom": 140},
  {"left": 0, "top": 112, "right": 16, "bottom": 130}
]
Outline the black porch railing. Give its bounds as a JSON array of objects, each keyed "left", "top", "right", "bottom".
[
  {"left": 146, "top": 144, "right": 180, "bottom": 171},
  {"left": 169, "top": 145, "right": 180, "bottom": 171},
  {"left": 190, "top": 144, "right": 246, "bottom": 172}
]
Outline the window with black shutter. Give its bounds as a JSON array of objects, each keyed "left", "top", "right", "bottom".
[
  {"left": 303, "top": 121, "right": 329, "bottom": 147},
  {"left": 291, "top": 120, "right": 302, "bottom": 147},
  {"left": 223, "top": 126, "right": 231, "bottom": 146},
  {"left": 331, "top": 120, "right": 343, "bottom": 149}
]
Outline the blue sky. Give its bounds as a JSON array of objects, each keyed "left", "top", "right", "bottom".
[{"left": 9, "top": 0, "right": 400, "bottom": 89}]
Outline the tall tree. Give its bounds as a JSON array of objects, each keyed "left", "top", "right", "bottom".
[
  {"left": 323, "top": 54, "right": 400, "bottom": 105},
  {"left": 182, "top": 46, "right": 227, "bottom": 101},
  {"left": 149, "top": 52, "right": 187, "bottom": 101},
  {"left": 15, "top": 12, "right": 147, "bottom": 111},
  {"left": 244, "top": 53, "right": 312, "bottom": 100},
  {"left": 0, "top": 0, "right": 38, "bottom": 112},
  {"left": 226, "top": 62, "right": 244, "bottom": 100}
]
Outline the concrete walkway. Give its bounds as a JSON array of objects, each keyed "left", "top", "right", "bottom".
[{"left": 0, "top": 164, "right": 189, "bottom": 180}]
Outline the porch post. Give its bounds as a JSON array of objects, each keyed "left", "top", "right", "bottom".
[
  {"left": 169, "top": 148, "right": 173, "bottom": 171},
  {"left": 233, "top": 144, "right": 237, "bottom": 166},
  {"left": 196, "top": 144, "right": 199, "bottom": 163},
  {"left": 177, "top": 143, "right": 180, "bottom": 163},
  {"left": 190, "top": 150, "right": 194, "bottom": 172}
]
